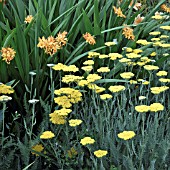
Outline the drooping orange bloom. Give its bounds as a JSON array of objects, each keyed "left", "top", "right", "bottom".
[
  {"left": 83, "top": 32, "right": 96, "bottom": 45},
  {"left": 129, "top": 0, "right": 142, "bottom": 10},
  {"left": 133, "top": 15, "right": 144, "bottom": 25},
  {"left": 122, "top": 26, "right": 135, "bottom": 40},
  {"left": 113, "top": 6, "right": 126, "bottom": 18},
  {"left": 0, "top": 47, "right": 16, "bottom": 64},
  {"left": 161, "top": 4, "right": 170, "bottom": 13}
]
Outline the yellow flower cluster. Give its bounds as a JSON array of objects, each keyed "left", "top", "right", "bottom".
[
  {"left": 159, "top": 78, "right": 170, "bottom": 83},
  {"left": 109, "top": 53, "right": 123, "bottom": 60},
  {"left": 52, "top": 63, "right": 79, "bottom": 72},
  {"left": 31, "top": 144, "right": 44, "bottom": 156},
  {"left": 40, "top": 131, "right": 55, "bottom": 139},
  {"left": 135, "top": 103, "right": 164, "bottom": 112},
  {"left": 94, "top": 150, "right": 108, "bottom": 158},
  {"left": 149, "top": 31, "right": 161, "bottom": 36},
  {"left": 122, "top": 26, "right": 135, "bottom": 40},
  {"left": 69, "top": 119, "right": 82, "bottom": 127},
  {"left": 100, "top": 94, "right": 112, "bottom": 100},
  {"left": 136, "top": 39, "right": 151, "bottom": 45},
  {"left": 83, "top": 32, "right": 96, "bottom": 45},
  {"left": 118, "top": 131, "right": 136, "bottom": 140},
  {"left": 62, "top": 75, "right": 83, "bottom": 84},
  {"left": 88, "top": 83, "right": 105, "bottom": 93},
  {"left": 109, "top": 85, "right": 126, "bottom": 93},
  {"left": 0, "top": 84, "right": 14, "bottom": 94},
  {"left": 54, "top": 87, "right": 82, "bottom": 107},
  {"left": 113, "top": 6, "right": 126, "bottom": 18},
  {"left": 81, "top": 65, "right": 93, "bottom": 72},
  {"left": 120, "top": 72, "right": 134, "bottom": 79},
  {"left": 150, "top": 86, "right": 169, "bottom": 94},
  {"left": 37, "top": 31, "right": 67, "bottom": 55},
  {"left": 0, "top": 47, "right": 16, "bottom": 64},
  {"left": 80, "top": 137, "right": 95, "bottom": 145},
  {"left": 83, "top": 60, "right": 94, "bottom": 65},
  {"left": 143, "top": 65, "right": 159, "bottom": 71},
  {"left": 97, "top": 67, "right": 110, "bottom": 73},
  {"left": 86, "top": 74, "right": 102, "bottom": 83}
]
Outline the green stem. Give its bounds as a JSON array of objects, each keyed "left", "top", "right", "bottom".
[{"left": 2, "top": 102, "right": 6, "bottom": 146}]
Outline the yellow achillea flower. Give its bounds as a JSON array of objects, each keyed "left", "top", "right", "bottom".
[
  {"left": 143, "top": 65, "right": 159, "bottom": 71},
  {"left": 81, "top": 65, "right": 93, "bottom": 72},
  {"left": 88, "top": 84, "right": 105, "bottom": 93},
  {"left": 150, "top": 52, "right": 157, "bottom": 56},
  {"left": 0, "top": 47, "right": 16, "bottom": 64},
  {"left": 80, "top": 137, "right": 95, "bottom": 145},
  {"left": 99, "top": 54, "right": 109, "bottom": 59},
  {"left": 156, "top": 71, "right": 168, "bottom": 76},
  {"left": 109, "top": 85, "right": 125, "bottom": 93},
  {"left": 67, "top": 147, "right": 78, "bottom": 158},
  {"left": 151, "top": 15, "right": 164, "bottom": 20},
  {"left": 160, "top": 35, "right": 169, "bottom": 39},
  {"left": 100, "top": 94, "right": 112, "bottom": 100},
  {"left": 151, "top": 38, "right": 160, "bottom": 41},
  {"left": 133, "top": 49, "right": 143, "bottom": 54},
  {"left": 122, "top": 26, "right": 135, "bottom": 40},
  {"left": 159, "top": 43, "right": 170, "bottom": 48},
  {"left": 94, "top": 150, "right": 108, "bottom": 158},
  {"left": 24, "top": 15, "right": 33, "bottom": 23},
  {"left": 126, "top": 53, "right": 141, "bottom": 59},
  {"left": 135, "top": 105, "right": 150, "bottom": 112},
  {"left": 149, "top": 103, "right": 164, "bottom": 112},
  {"left": 129, "top": 80, "right": 138, "bottom": 84},
  {"left": 51, "top": 108, "right": 72, "bottom": 116},
  {"left": 119, "top": 58, "right": 131, "bottom": 63},
  {"left": 105, "top": 42, "right": 116, "bottom": 46},
  {"left": 159, "top": 78, "right": 170, "bottom": 83},
  {"left": 120, "top": 72, "right": 134, "bottom": 79},
  {"left": 136, "top": 39, "right": 151, "bottom": 45},
  {"left": 0, "top": 84, "right": 14, "bottom": 94},
  {"left": 31, "top": 144, "right": 44, "bottom": 156},
  {"left": 122, "top": 47, "right": 133, "bottom": 52},
  {"left": 113, "top": 6, "right": 126, "bottom": 18},
  {"left": 86, "top": 74, "right": 102, "bottom": 83},
  {"left": 54, "top": 96, "right": 72, "bottom": 108},
  {"left": 97, "top": 67, "right": 110, "bottom": 73},
  {"left": 150, "top": 86, "right": 169, "bottom": 94},
  {"left": 118, "top": 131, "right": 136, "bottom": 140},
  {"left": 88, "top": 52, "right": 100, "bottom": 58},
  {"left": 83, "top": 32, "right": 96, "bottom": 45},
  {"left": 149, "top": 31, "right": 161, "bottom": 35},
  {"left": 83, "top": 60, "right": 94, "bottom": 65},
  {"left": 37, "top": 31, "right": 67, "bottom": 55},
  {"left": 160, "top": 26, "right": 170, "bottom": 30},
  {"left": 77, "top": 80, "right": 89, "bottom": 87},
  {"left": 109, "top": 53, "right": 123, "bottom": 60},
  {"left": 69, "top": 119, "right": 82, "bottom": 127},
  {"left": 49, "top": 111, "right": 66, "bottom": 124},
  {"left": 62, "top": 75, "right": 83, "bottom": 84},
  {"left": 40, "top": 131, "right": 55, "bottom": 139}
]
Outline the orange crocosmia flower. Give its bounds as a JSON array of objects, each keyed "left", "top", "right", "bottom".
[
  {"left": 161, "top": 4, "right": 170, "bottom": 13},
  {"left": 83, "top": 32, "right": 96, "bottom": 45},
  {"left": 129, "top": 0, "right": 142, "bottom": 10},
  {"left": 133, "top": 15, "right": 144, "bottom": 25},
  {"left": 113, "top": 6, "right": 126, "bottom": 18},
  {"left": 122, "top": 26, "right": 135, "bottom": 40}
]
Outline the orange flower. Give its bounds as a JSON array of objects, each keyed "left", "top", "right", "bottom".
[
  {"left": 133, "top": 15, "right": 144, "bottom": 25},
  {"left": 83, "top": 32, "right": 96, "bottom": 45},
  {"left": 122, "top": 26, "right": 135, "bottom": 40},
  {"left": 37, "top": 31, "right": 67, "bottom": 55},
  {"left": 24, "top": 15, "right": 33, "bottom": 23},
  {"left": 113, "top": 6, "right": 126, "bottom": 18},
  {"left": 129, "top": 1, "right": 142, "bottom": 10},
  {"left": 161, "top": 4, "right": 170, "bottom": 13},
  {"left": 0, "top": 47, "right": 16, "bottom": 64}
]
